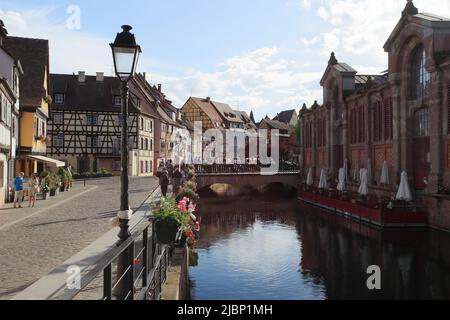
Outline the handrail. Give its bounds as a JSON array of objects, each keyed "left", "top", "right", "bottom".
[
  {"left": 48, "top": 187, "right": 171, "bottom": 300},
  {"left": 51, "top": 217, "right": 167, "bottom": 300}
]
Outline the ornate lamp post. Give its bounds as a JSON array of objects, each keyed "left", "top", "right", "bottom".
[{"left": 110, "top": 25, "right": 141, "bottom": 300}]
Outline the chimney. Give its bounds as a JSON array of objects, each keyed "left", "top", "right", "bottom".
[
  {"left": 0, "top": 20, "right": 8, "bottom": 46},
  {"left": 78, "top": 71, "right": 86, "bottom": 83},
  {"left": 96, "top": 72, "right": 104, "bottom": 82},
  {"left": 142, "top": 72, "right": 146, "bottom": 80},
  {"left": 157, "top": 84, "right": 162, "bottom": 92},
  {"left": 206, "top": 96, "right": 211, "bottom": 102}
]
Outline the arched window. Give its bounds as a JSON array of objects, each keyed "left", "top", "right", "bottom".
[
  {"left": 411, "top": 46, "right": 430, "bottom": 99},
  {"left": 414, "top": 108, "right": 429, "bottom": 137}
]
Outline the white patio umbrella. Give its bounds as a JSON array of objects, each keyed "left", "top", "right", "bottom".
[
  {"left": 306, "top": 168, "right": 314, "bottom": 186},
  {"left": 343, "top": 158, "right": 349, "bottom": 181},
  {"left": 337, "top": 168, "right": 346, "bottom": 191},
  {"left": 318, "top": 168, "right": 329, "bottom": 190},
  {"left": 396, "top": 171, "right": 413, "bottom": 202},
  {"left": 380, "top": 160, "right": 389, "bottom": 185},
  {"left": 358, "top": 168, "right": 369, "bottom": 195},
  {"left": 353, "top": 161, "right": 360, "bottom": 182},
  {"left": 367, "top": 158, "right": 372, "bottom": 185}
]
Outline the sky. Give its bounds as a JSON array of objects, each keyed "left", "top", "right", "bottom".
[{"left": 1, "top": 0, "right": 449, "bottom": 121}]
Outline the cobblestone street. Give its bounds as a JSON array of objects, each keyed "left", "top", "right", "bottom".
[{"left": 0, "top": 176, "right": 159, "bottom": 300}]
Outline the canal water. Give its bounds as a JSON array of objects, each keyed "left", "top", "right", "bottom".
[{"left": 189, "top": 195, "right": 450, "bottom": 300}]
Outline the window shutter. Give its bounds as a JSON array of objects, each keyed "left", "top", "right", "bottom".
[{"left": 384, "top": 98, "right": 393, "bottom": 140}]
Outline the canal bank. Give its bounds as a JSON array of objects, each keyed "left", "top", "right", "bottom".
[{"left": 189, "top": 195, "right": 450, "bottom": 300}]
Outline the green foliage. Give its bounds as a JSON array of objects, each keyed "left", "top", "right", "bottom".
[
  {"left": 182, "top": 180, "right": 197, "bottom": 191},
  {"left": 40, "top": 170, "right": 50, "bottom": 179},
  {"left": 154, "top": 197, "right": 188, "bottom": 226},
  {"left": 47, "top": 173, "right": 61, "bottom": 191},
  {"left": 176, "top": 188, "right": 200, "bottom": 204},
  {"left": 58, "top": 168, "right": 71, "bottom": 183},
  {"left": 72, "top": 169, "right": 112, "bottom": 179}
]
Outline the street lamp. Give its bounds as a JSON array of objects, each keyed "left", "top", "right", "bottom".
[{"left": 110, "top": 24, "right": 141, "bottom": 300}]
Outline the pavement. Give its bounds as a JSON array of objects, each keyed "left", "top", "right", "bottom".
[{"left": 0, "top": 176, "right": 159, "bottom": 300}]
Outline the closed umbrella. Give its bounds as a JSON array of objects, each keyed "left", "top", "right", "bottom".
[
  {"left": 396, "top": 171, "right": 413, "bottom": 202},
  {"left": 318, "top": 169, "right": 328, "bottom": 190},
  {"left": 367, "top": 158, "right": 372, "bottom": 185},
  {"left": 337, "top": 168, "right": 346, "bottom": 191},
  {"left": 358, "top": 168, "right": 369, "bottom": 195},
  {"left": 353, "top": 161, "right": 360, "bottom": 182},
  {"left": 306, "top": 168, "right": 314, "bottom": 186},
  {"left": 380, "top": 160, "right": 389, "bottom": 185}
]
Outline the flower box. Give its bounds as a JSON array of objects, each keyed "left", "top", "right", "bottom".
[{"left": 155, "top": 220, "right": 180, "bottom": 245}]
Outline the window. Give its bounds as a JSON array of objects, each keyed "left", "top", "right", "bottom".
[
  {"left": 349, "top": 105, "right": 365, "bottom": 144},
  {"left": 87, "top": 136, "right": 99, "bottom": 148},
  {"left": 145, "top": 161, "right": 149, "bottom": 173},
  {"left": 150, "top": 120, "right": 153, "bottom": 133},
  {"left": 53, "top": 113, "right": 63, "bottom": 124},
  {"left": 140, "top": 118, "right": 144, "bottom": 130},
  {"left": 86, "top": 115, "right": 99, "bottom": 126},
  {"left": 373, "top": 101, "right": 383, "bottom": 142},
  {"left": 415, "top": 108, "right": 429, "bottom": 137},
  {"left": 1, "top": 95, "right": 7, "bottom": 123},
  {"left": 384, "top": 98, "right": 393, "bottom": 140},
  {"left": 411, "top": 47, "right": 431, "bottom": 99},
  {"left": 114, "top": 96, "right": 122, "bottom": 106},
  {"left": 145, "top": 138, "right": 149, "bottom": 150},
  {"left": 53, "top": 133, "right": 64, "bottom": 147},
  {"left": 54, "top": 93, "right": 65, "bottom": 104},
  {"left": 140, "top": 161, "right": 144, "bottom": 174},
  {"left": 150, "top": 139, "right": 153, "bottom": 151}
]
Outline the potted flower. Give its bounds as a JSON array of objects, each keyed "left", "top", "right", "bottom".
[
  {"left": 154, "top": 197, "right": 189, "bottom": 245},
  {"left": 41, "top": 183, "right": 50, "bottom": 200},
  {"left": 47, "top": 172, "right": 61, "bottom": 196}
]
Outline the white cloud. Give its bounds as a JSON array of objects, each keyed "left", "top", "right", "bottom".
[
  {"left": 316, "top": 0, "right": 450, "bottom": 65},
  {"left": 1, "top": 8, "right": 114, "bottom": 76},
  {"left": 302, "top": 0, "right": 312, "bottom": 9},
  {"left": 317, "top": 6, "right": 329, "bottom": 20},
  {"left": 148, "top": 47, "right": 322, "bottom": 120}
]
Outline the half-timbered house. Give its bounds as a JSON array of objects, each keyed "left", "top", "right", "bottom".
[{"left": 47, "top": 72, "right": 140, "bottom": 175}]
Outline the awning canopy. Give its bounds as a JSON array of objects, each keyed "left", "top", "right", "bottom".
[{"left": 26, "top": 155, "right": 65, "bottom": 167}]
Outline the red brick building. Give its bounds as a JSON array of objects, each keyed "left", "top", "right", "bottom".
[{"left": 299, "top": 1, "right": 450, "bottom": 231}]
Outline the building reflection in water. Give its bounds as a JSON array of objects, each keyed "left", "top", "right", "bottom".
[{"left": 191, "top": 196, "right": 450, "bottom": 300}]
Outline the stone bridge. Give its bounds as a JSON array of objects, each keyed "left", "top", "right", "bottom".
[{"left": 196, "top": 172, "right": 300, "bottom": 190}]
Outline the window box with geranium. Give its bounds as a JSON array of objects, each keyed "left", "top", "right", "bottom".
[{"left": 154, "top": 197, "right": 189, "bottom": 245}]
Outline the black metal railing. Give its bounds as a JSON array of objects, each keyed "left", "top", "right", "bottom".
[
  {"left": 51, "top": 217, "right": 170, "bottom": 300},
  {"left": 194, "top": 164, "right": 300, "bottom": 175}
]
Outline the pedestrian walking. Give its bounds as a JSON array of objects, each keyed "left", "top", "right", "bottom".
[
  {"left": 156, "top": 162, "right": 169, "bottom": 197},
  {"left": 13, "top": 172, "right": 25, "bottom": 208},
  {"left": 28, "top": 173, "right": 40, "bottom": 208},
  {"left": 172, "top": 168, "right": 183, "bottom": 195},
  {"left": 159, "top": 168, "right": 169, "bottom": 197}
]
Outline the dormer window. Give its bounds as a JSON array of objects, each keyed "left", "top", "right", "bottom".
[
  {"left": 114, "top": 95, "right": 122, "bottom": 106},
  {"left": 54, "top": 93, "right": 65, "bottom": 104}
]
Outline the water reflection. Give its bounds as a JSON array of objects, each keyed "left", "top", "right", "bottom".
[{"left": 189, "top": 196, "right": 450, "bottom": 300}]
